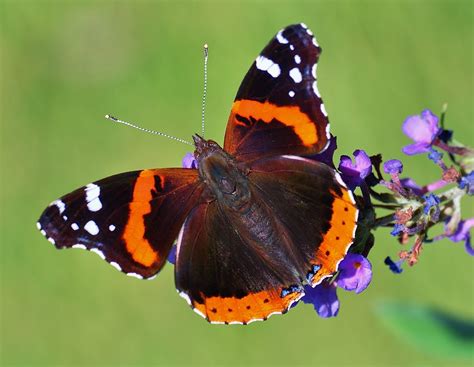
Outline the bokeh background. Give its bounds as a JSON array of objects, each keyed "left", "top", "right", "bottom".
[{"left": 1, "top": 1, "right": 473, "bottom": 366}]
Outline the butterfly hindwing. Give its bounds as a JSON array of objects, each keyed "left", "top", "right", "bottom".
[
  {"left": 38, "top": 169, "right": 203, "bottom": 279},
  {"left": 175, "top": 200, "right": 304, "bottom": 324},
  {"left": 224, "top": 23, "right": 330, "bottom": 161},
  {"left": 175, "top": 155, "right": 357, "bottom": 324},
  {"left": 249, "top": 155, "right": 359, "bottom": 286}
]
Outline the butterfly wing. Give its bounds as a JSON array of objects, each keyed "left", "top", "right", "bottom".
[
  {"left": 37, "top": 169, "right": 203, "bottom": 279},
  {"left": 175, "top": 156, "right": 357, "bottom": 324},
  {"left": 224, "top": 23, "right": 330, "bottom": 162}
]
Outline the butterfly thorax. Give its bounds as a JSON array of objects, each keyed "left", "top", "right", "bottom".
[{"left": 193, "top": 134, "right": 250, "bottom": 210}]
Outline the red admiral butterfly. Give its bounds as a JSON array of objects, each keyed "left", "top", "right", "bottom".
[{"left": 37, "top": 23, "right": 358, "bottom": 325}]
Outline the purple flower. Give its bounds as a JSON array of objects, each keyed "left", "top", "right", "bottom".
[
  {"left": 338, "top": 150, "right": 372, "bottom": 190},
  {"left": 301, "top": 254, "right": 372, "bottom": 318},
  {"left": 448, "top": 218, "right": 474, "bottom": 256},
  {"left": 167, "top": 245, "right": 177, "bottom": 264},
  {"left": 311, "top": 135, "right": 337, "bottom": 168},
  {"left": 423, "top": 193, "right": 441, "bottom": 215},
  {"left": 384, "top": 256, "right": 403, "bottom": 274},
  {"left": 428, "top": 148, "right": 443, "bottom": 164},
  {"left": 402, "top": 109, "right": 441, "bottom": 155},
  {"left": 459, "top": 171, "right": 474, "bottom": 195},
  {"left": 390, "top": 223, "right": 405, "bottom": 236},
  {"left": 384, "top": 159, "right": 403, "bottom": 175},
  {"left": 302, "top": 281, "right": 339, "bottom": 318},
  {"left": 400, "top": 177, "right": 425, "bottom": 196},
  {"left": 182, "top": 153, "right": 198, "bottom": 169},
  {"left": 335, "top": 254, "right": 372, "bottom": 294}
]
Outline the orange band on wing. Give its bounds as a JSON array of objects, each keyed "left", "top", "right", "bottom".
[
  {"left": 122, "top": 170, "right": 159, "bottom": 267},
  {"left": 310, "top": 188, "right": 358, "bottom": 285},
  {"left": 232, "top": 100, "right": 318, "bottom": 146},
  {"left": 192, "top": 288, "right": 303, "bottom": 324}
]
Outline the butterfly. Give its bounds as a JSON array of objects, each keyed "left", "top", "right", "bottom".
[{"left": 37, "top": 23, "right": 358, "bottom": 325}]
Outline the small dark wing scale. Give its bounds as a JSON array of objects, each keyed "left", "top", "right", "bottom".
[
  {"left": 224, "top": 23, "right": 330, "bottom": 162},
  {"left": 37, "top": 169, "right": 203, "bottom": 279},
  {"left": 175, "top": 156, "right": 357, "bottom": 324}
]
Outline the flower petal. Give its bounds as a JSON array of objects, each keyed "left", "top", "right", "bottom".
[
  {"left": 182, "top": 152, "right": 197, "bottom": 169},
  {"left": 354, "top": 150, "right": 372, "bottom": 179},
  {"left": 336, "top": 254, "right": 373, "bottom": 294},
  {"left": 301, "top": 282, "right": 339, "bottom": 318},
  {"left": 402, "top": 111, "right": 439, "bottom": 144},
  {"left": 402, "top": 142, "right": 431, "bottom": 155}
]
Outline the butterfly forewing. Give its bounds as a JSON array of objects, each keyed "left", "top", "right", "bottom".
[
  {"left": 224, "top": 23, "right": 330, "bottom": 162},
  {"left": 38, "top": 169, "right": 203, "bottom": 279}
]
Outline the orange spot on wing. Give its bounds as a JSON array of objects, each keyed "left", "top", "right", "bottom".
[
  {"left": 122, "top": 170, "right": 159, "bottom": 267},
  {"left": 231, "top": 100, "right": 318, "bottom": 146},
  {"left": 310, "top": 188, "right": 358, "bottom": 285},
  {"left": 192, "top": 288, "right": 302, "bottom": 324}
]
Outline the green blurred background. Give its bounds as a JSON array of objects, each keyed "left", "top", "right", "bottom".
[{"left": 1, "top": 1, "right": 473, "bottom": 366}]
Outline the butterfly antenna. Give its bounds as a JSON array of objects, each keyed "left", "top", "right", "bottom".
[
  {"left": 201, "top": 43, "right": 209, "bottom": 137},
  {"left": 104, "top": 114, "right": 193, "bottom": 146}
]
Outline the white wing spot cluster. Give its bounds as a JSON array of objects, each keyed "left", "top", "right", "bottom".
[
  {"left": 255, "top": 55, "right": 281, "bottom": 78},
  {"left": 289, "top": 68, "right": 302, "bottom": 83},
  {"left": 276, "top": 30, "right": 289, "bottom": 44},
  {"left": 71, "top": 223, "right": 79, "bottom": 231},
  {"left": 84, "top": 220, "right": 99, "bottom": 235},
  {"left": 85, "top": 183, "right": 102, "bottom": 212},
  {"left": 108, "top": 224, "right": 116, "bottom": 232},
  {"left": 288, "top": 90, "right": 295, "bottom": 97},
  {"left": 294, "top": 55, "right": 301, "bottom": 64}
]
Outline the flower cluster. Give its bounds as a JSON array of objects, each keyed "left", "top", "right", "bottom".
[{"left": 174, "top": 107, "right": 472, "bottom": 319}]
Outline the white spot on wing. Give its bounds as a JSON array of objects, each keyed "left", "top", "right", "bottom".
[
  {"left": 84, "top": 220, "right": 99, "bottom": 235},
  {"left": 276, "top": 30, "right": 288, "bottom": 44},
  {"left": 193, "top": 307, "right": 206, "bottom": 319},
  {"left": 110, "top": 262, "right": 122, "bottom": 271},
  {"left": 312, "top": 64, "right": 317, "bottom": 78},
  {"left": 294, "top": 55, "right": 301, "bottom": 64},
  {"left": 52, "top": 200, "right": 65, "bottom": 214},
  {"left": 108, "top": 224, "right": 116, "bottom": 231},
  {"left": 179, "top": 291, "right": 192, "bottom": 306},
  {"left": 85, "top": 183, "right": 102, "bottom": 212},
  {"left": 325, "top": 122, "right": 331, "bottom": 139},
  {"left": 312, "top": 81, "right": 321, "bottom": 97},
  {"left": 127, "top": 272, "right": 143, "bottom": 279},
  {"left": 290, "top": 44, "right": 295, "bottom": 51},
  {"left": 312, "top": 37, "right": 319, "bottom": 47},
  {"left": 48, "top": 237, "right": 55, "bottom": 245},
  {"left": 62, "top": 215, "right": 68, "bottom": 221},
  {"left": 320, "top": 103, "right": 328, "bottom": 117},
  {"left": 40, "top": 229, "right": 46, "bottom": 236},
  {"left": 267, "top": 63, "right": 281, "bottom": 78},
  {"left": 306, "top": 28, "right": 313, "bottom": 36},
  {"left": 72, "top": 244, "right": 87, "bottom": 250},
  {"left": 300, "top": 23, "right": 308, "bottom": 29},
  {"left": 36, "top": 222, "right": 42, "bottom": 230},
  {"left": 71, "top": 223, "right": 79, "bottom": 231},
  {"left": 255, "top": 55, "right": 281, "bottom": 78},
  {"left": 288, "top": 90, "right": 295, "bottom": 97},
  {"left": 289, "top": 68, "right": 302, "bottom": 83},
  {"left": 90, "top": 248, "right": 105, "bottom": 260}
]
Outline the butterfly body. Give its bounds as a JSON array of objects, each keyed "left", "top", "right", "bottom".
[{"left": 38, "top": 23, "right": 359, "bottom": 324}]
